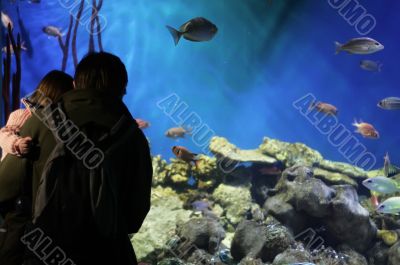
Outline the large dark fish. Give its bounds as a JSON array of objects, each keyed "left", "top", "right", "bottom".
[
  {"left": 166, "top": 17, "right": 218, "bottom": 46},
  {"left": 378, "top": 97, "right": 400, "bottom": 110}
]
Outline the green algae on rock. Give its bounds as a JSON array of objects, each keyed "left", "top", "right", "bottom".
[
  {"left": 318, "top": 160, "right": 368, "bottom": 179},
  {"left": 157, "top": 258, "right": 188, "bottom": 265},
  {"left": 192, "top": 155, "right": 223, "bottom": 190},
  {"left": 210, "top": 136, "right": 277, "bottom": 165},
  {"left": 258, "top": 137, "right": 323, "bottom": 167},
  {"left": 166, "top": 158, "right": 192, "bottom": 185},
  {"left": 153, "top": 155, "right": 222, "bottom": 190},
  {"left": 313, "top": 167, "right": 358, "bottom": 187},
  {"left": 152, "top": 155, "right": 168, "bottom": 185},
  {"left": 212, "top": 183, "right": 253, "bottom": 227},
  {"left": 131, "top": 186, "right": 192, "bottom": 262}
]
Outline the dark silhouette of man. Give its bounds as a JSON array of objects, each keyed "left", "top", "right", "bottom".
[{"left": 0, "top": 52, "right": 152, "bottom": 265}]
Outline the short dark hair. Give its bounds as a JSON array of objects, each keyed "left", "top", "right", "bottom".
[{"left": 74, "top": 52, "right": 128, "bottom": 97}]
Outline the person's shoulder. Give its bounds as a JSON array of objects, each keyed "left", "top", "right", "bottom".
[
  {"left": 19, "top": 109, "right": 49, "bottom": 137},
  {"left": 7, "top": 108, "right": 31, "bottom": 126}
]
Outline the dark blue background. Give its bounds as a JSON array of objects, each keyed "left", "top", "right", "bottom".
[{"left": 2, "top": 0, "right": 399, "bottom": 169}]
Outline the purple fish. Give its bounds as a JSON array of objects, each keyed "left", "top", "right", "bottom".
[{"left": 192, "top": 200, "right": 211, "bottom": 211}]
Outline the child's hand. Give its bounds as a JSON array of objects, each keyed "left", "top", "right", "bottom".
[{"left": 14, "top": 137, "right": 33, "bottom": 156}]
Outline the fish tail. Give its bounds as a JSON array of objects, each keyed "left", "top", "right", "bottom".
[
  {"left": 186, "top": 126, "right": 194, "bottom": 135},
  {"left": 335, "top": 41, "right": 342, "bottom": 55},
  {"left": 308, "top": 101, "right": 317, "bottom": 111},
  {"left": 378, "top": 62, "right": 383, "bottom": 72},
  {"left": 166, "top": 25, "right": 182, "bottom": 46},
  {"left": 21, "top": 41, "right": 27, "bottom": 50},
  {"left": 352, "top": 118, "right": 359, "bottom": 127}
]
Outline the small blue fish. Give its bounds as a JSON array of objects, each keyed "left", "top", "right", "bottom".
[
  {"left": 191, "top": 200, "right": 210, "bottom": 211},
  {"left": 335, "top": 37, "right": 384, "bottom": 55},
  {"left": 360, "top": 60, "right": 382, "bottom": 72},
  {"left": 378, "top": 97, "right": 400, "bottom": 111},
  {"left": 289, "top": 263, "right": 316, "bottom": 265},
  {"left": 363, "top": 176, "right": 400, "bottom": 194},
  {"left": 187, "top": 176, "right": 197, "bottom": 186},
  {"left": 377, "top": 197, "right": 400, "bottom": 214}
]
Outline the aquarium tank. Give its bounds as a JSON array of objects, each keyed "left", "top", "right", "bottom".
[{"left": 1, "top": 0, "right": 400, "bottom": 264}]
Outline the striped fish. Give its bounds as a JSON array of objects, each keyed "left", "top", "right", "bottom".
[
  {"left": 378, "top": 97, "right": 400, "bottom": 110},
  {"left": 384, "top": 153, "right": 400, "bottom": 178}
]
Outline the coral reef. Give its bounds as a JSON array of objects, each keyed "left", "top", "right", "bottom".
[
  {"left": 313, "top": 167, "right": 358, "bottom": 187},
  {"left": 152, "top": 155, "right": 168, "bottom": 185},
  {"left": 318, "top": 160, "right": 368, "bottom": 179},
  {"left": 388, "top": 241, "right": 400, "bottom": 265},
  {"left": 377, "top": 230, "right": 399, "bottom": 246},
  {"left": 272, "top": 246, "right": 312, "bottom": 264},
  {"left": 210, "top": 137, "right": 277, "bottom": 165},
  {"left": 152, "top": 155, "right": 222, "bottom": 191},
  {"left": 230, "top": 220, "right": 294, "bottom": 262},
  {"left": 212, "top": 183, "right": 253, "bottom": 228},
  {"left": 136, "top": 135, "right": 399, "bottom": 264},
  {"left": 259, "top": 137, "right": 323, "bottom": 167},
  {"left": 176, "top": 217, "right": 225, "bottom": 254},
  {"left": 131, "top": 186, "right": 192, "bottom": 262}
]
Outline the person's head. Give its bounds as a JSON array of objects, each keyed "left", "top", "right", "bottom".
[
  {"left": 74, "top": 52, "right": 128, "bottom": 99},
  {"left": 29, "top": 70, "right": 73, "bottom": 106}
]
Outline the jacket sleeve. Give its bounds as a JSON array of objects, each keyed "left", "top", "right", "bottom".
[
  {"left": 0, "top": 109, "right": 31, "bottom": 158},
  {"left": 0, "top": 128, "right": 19, "bottom": 157},
  {"left": 0, "top": 115, "right": 39, "bottom": 202},
  {"left": 124, "top": 128, "right": 153, "bottom": 234}
]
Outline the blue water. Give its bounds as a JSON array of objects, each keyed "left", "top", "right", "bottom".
[{"left": 2, "top": 0, "right": 400, "bottom": 169}]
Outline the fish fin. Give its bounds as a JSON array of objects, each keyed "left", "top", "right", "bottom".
[
  {"left": 166, "top": 25, "right": 182, "bottom": 46},
  {"left": 335, "top": 41, "right": 342, "bottom": 54},
  {"left": 186, "top": 127, "right": 193, "bottom": 135},
  {"left": 389, "top": 165, "right": 400, "bottom": 178},
  {"left": 21, "top": 41, "right": 27, "bottom": 51},
  {"left": 378, "top": 63, "right": 383, "bottom": 72}
]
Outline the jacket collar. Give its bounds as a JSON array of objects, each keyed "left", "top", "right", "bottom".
[{"left": 60, "top": 89, "right": 134, "bottom": 127}]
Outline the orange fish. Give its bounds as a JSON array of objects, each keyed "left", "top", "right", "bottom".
[
  {"left": 309, "top": 101, "right": 338, "bottom": 116},
  {"left": 172, "top": 146, "right": 199, "bottom": 166},
  {"left": 353, "top": 120, "right": 379, "bottom": 139},
  {"left": 135, "top": 118, "right": 150, "bottom": 129}
]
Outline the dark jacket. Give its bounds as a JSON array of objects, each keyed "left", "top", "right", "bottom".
[{"left": 0, "top": 89, "right": 152, "bottom": 265}]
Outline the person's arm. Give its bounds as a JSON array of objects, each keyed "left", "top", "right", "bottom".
[
  {"left": 124, "top": 128, "right": 153, "bottom": 234},
  {"left": 0, "top": 109, "right": 28, "bottom": 157},
  {"left": 0, "top": 127, "right": 20, "bottom": 156},
  {"left": 0, "top": 115, "right": 39, "bottom": 202}
]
